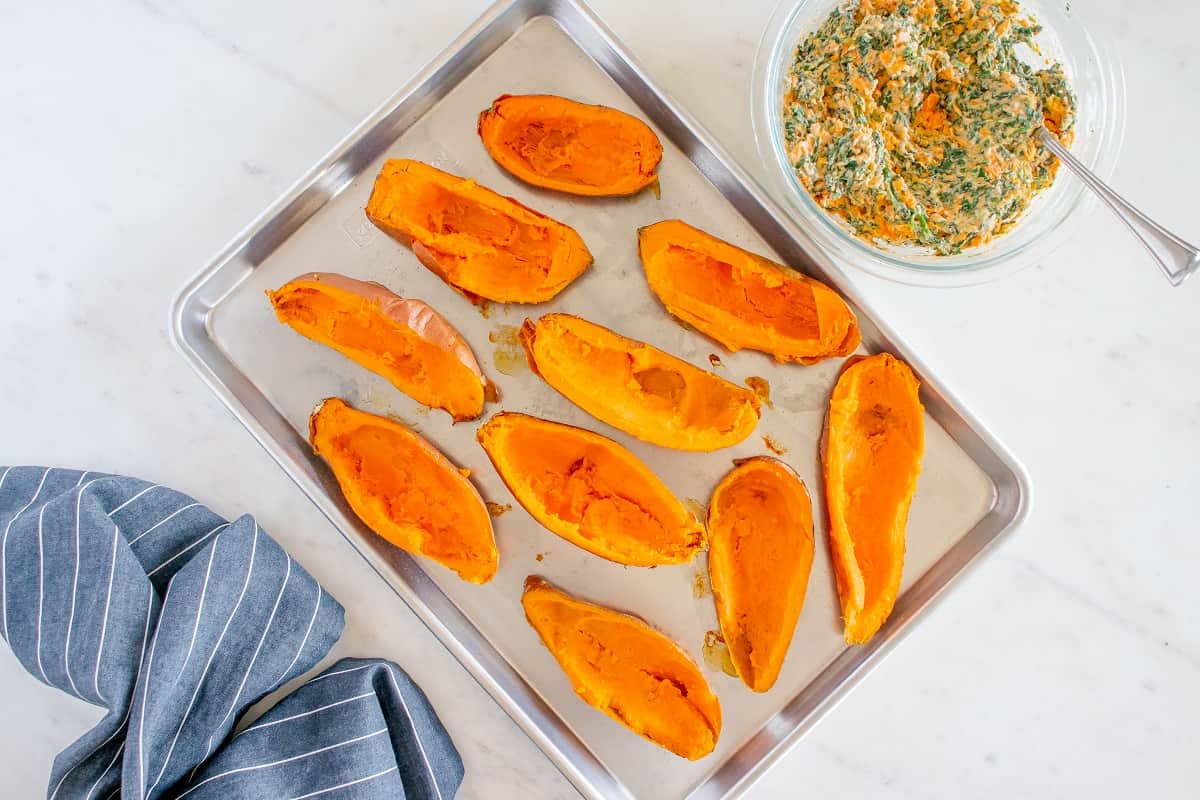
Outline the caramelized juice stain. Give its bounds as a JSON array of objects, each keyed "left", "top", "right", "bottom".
[
  {"left": 702, "top": 630, "right": 738, "bottom": 677},
  {"left": 762, "top": 434, "right": 787, "bottom": 455},
  {"left": 692, "top": 559, "right": 711, "bottom": 599},
  {"left": 708, "top": 353, "right": 723, "bottom": 368},
  {"left": 746, "top": 376, "right": 773, "bottom": 409},
  {"left": 486, "top": 502, "right": 511, "bottom": 517},
  {"left": 490, "top": 325, "right": 527, "bottom": 376},
  {"left": 379, "top": 410, "right": 417, "bottom": 431},
  {"left": 671, "top": 317, "right": 695, "bottom": 334}
]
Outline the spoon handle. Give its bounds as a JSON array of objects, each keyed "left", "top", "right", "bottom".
[{"left": 1039, "top": 128, "right": 1199, "bottom": 286}]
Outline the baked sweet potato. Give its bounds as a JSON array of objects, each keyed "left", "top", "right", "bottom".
[
  {"left": 638, "top": 220, "right": 860, "bottom": 364},
  {"left": 520, "top": 313, "right": 761, "bottom": 451},
  {"left": 707, "top": 457, "right": 814, "bottom": 692},
  {"left": 365, "top": 158, "right": 592, "bottom": 303},
  {"left": 309, "top": 398, "right": 498, "bottom": 584},
  {"left": 823, "top": 354, "right": 924, "bottom": 644},
  {"left": 522, "top": 577, "right": 721, "bottom": 760},
  {"left": 268, "top": 272, "right": 488, "bottom": 421},
  {"left": 477, "top": 412, "right": 704, "bottom": 565},
  {"left": 478, "top": 94, "right": 662, "bottom": 196}
]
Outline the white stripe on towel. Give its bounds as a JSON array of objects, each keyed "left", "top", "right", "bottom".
[
  {"left": 34, "top": 504, "right": 50, "bottom": 682},
  {"left": 107, "top": 484, "right": 163, "bottom": 517},
  {"left": 2, "top": 466, "right": 52, "bottom": 640},
  {"left": 127, "top": 502, "right": 202, "bottom": 546},
  {"left": 236, "top": 691, "right": 376, "bottom": 738},
  {"left": 147, "top": 524, "right": 259, "bottom": 797},
  {"left": 50, "top": 582, "right": 154, "bottom": 800},
  {"left": 147, "top": 522, "right": 229, "bottom": 577},
  {"left": 174, "top": 728, "right": 389, "bottom": 799},
  {"left": 92, "top": 524, "right": 120, "bottom": 703},
  {"left": 304, "top": 661, "right": 372, "bottom": 686},
  {"left": 196, "top": 553, "right": 293, "bottom": 770},
  {"left": 386, "top": 664, "right": 442, "bottom": 800},
  {"left": 273, "top": 583, "right": 322, "bottom": 687},
  {"left": 287, "top": 765, "right": 399, "bottom": 799},
  {"left": 83, "top": 742, "right": 124, "bottom": 800}
]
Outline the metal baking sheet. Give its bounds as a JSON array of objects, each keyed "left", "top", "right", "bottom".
[{"left": 170, "top": 1, "right": 1030, "bottom": 798}]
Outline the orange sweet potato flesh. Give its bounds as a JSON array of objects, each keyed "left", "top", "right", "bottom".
[
  {"left": 823, "top": 354, "right": 924, "bottom": 644},
  {"left": 520, "top": 313, "right": 761, "bottom": 451},
  {"left": 707, "top": 457, "right": 814, "bottom": 692},
  {"left": 638, "top": 220, "right": 860, "bottom": 364},
  {"left": 522, "top": 577, "right": 721, "bottom": 759},
  {"left": 309, "top": 398, "right": 498, "bottom": 584},
  {"left": 477, "top": 413, "right": 704, "bottom": 566},
  {"left": 268, "top": 272, "right": 488, "bottom": 421},
  {"left": 365, "top": 158, "right": 593, "bottom": 303},
  {"left": 478, "top": 94, "right": 662, "bottom": 196}
]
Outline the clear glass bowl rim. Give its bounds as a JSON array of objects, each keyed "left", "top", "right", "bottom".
[{"left": 750, "top": 0, "right": 1128, "bottom": 287}]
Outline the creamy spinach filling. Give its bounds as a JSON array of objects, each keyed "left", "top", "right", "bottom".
[{"left": 783, "top": 0, "right": 1076, "bottom": 254}]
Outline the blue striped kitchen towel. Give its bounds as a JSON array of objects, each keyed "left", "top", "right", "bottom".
[{"left": 0, "top": 466, "right": 464, "bottom": 800}]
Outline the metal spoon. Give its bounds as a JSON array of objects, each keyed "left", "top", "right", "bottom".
[{"left": 1038, "top": 127, "right": 1199, "bottom": 286}]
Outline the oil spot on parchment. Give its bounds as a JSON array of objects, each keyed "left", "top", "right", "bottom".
[
  {"left": 376, "top": 406, "right": 419, "bottom": 432},
  {"left": 703, "top": 630, "right": 738, "bottom": 677},
  {"left": 774, "top": 382, "right": 828, "bottom": 413},
  {"left": 490, "top": 325, "right": 527, "bottom": 376},
  {"left": 692, "top": 559, "right": 711, "bottom": 599}
]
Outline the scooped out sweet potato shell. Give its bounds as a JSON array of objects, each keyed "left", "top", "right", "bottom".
[
  {"left": 309, "top": 398, "right": 498, "bottom": 584},
  {"left": 478, "top": 94, "right": 662, "bottom": 196},
  {"left": 268, "top": 272, "right": 489, "bottom": 421},
  {"left": 519, "top": 313, "right": 761, "bottom": 451}
]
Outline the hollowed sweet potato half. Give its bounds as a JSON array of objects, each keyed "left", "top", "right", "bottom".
[
  {"left": 477, "top": 412, "right": 704, "bottom": 566},
  {"left": 638, "top": 220, "right": 860, "bottom": 364},
  {"left": 520, "top": 313, "right": 760, "bottom": 451},
  {"left": 823, "top": 354, "right": 924, "bottom": 644},
  {"left": 708, "top": 457, "right": 814, "bottom": 692},
  {"left": 478, "top": 94, "right": 662, "bottom": 196},
  {"left": 522, "top": 577, "right": 721, "bottom": 760},
  {"left": 365, "top": 158, "right": 592, "bottom": 303},
  {"left": 309, "top": 398, "right": 498, "bottom": 584},
  {"left": 268, "top": 273, "right": 488, "bottom": 421}
]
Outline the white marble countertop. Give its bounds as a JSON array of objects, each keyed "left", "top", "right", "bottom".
[{"left": 1, "top": 1, "right": 1197, "bottom": 797}]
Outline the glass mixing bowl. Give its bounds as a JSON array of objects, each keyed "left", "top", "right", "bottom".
[{"left": 751, "top": 0, "right": 1127, "bottom": 286}]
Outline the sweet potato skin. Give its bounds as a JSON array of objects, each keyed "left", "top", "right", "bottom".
[
  {"left": 522, "top": 576, "right": 721, "bottom": 759},
  {"left": 478, "top": 94, "right": 662, "bottom": 196},
  {"left": 823, "top": 354, "right": 924, "bottom": 644},
  {"left": 268, "top": 272, "right": 487, "bottom": 420},
  {"left": 707, "top": 457, "right": 814, "bottom": 692},
  {"left": 309, "top": 398, "right": 498, "bottom": 583},
  {"left": 477, "top": 412, "right": 705, "bottom": 565},
  {"left": 365, "top": 158, "right": 592, "bottom": 304},
  {"left": 638, "top": 220, "right": 860, "bottom": 364},
  {"left": 519, "top": 313, "right": 761, "bottom": 451}
]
